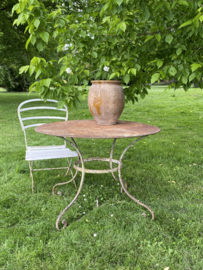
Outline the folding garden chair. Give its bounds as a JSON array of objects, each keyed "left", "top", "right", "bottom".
[{"left": 18, "top": 99, "right": 78, "bottom": 192}]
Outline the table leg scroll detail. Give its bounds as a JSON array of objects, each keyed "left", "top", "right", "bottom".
[
  {"left": 52, "top": 170, "right": 78, "bottom": 195},
  {"left": 55, "top": 137, "right": 85, "bottom": 230},
  {"left": 52, "top": 158, "right": 78, "bottom": 195},
  {"left": 118, "top": 136, "right": 154, "bottom": 220}
]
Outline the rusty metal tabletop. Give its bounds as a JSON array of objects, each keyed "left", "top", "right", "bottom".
[{"left": 35, "top": 120, "right": 160, "bottom": 139}]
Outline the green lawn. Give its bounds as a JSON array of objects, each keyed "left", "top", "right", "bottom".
[{"left": 1, "top": 87, "right": 203, "bottom": 269}]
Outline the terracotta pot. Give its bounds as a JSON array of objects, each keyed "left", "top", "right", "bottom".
[{"left": 88, "top": 80, "right": 125, "bottom": 125}]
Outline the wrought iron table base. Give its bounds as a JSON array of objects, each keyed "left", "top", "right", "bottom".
[{"left": 55, "top": 136, "right": 154, "bottom": 230}]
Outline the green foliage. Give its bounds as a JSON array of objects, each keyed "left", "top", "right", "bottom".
[
  {"left": 0, "top": 0, "right": 59, "bottom": 92},
  {"left": 13, "top": 0, "right": 203, "bottom": 105},
  {"left": 0, "top": 0, "right": 31, "bottom": 91}
]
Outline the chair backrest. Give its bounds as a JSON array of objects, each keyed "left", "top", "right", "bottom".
[{"left": 18, "top": 99, "right": 68, "bottom": 148}]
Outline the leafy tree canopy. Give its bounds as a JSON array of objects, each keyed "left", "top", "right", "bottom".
[
  {"left": 0, "top": 0, "right": 26, "bottom": 67},
  {"left": 0, "top": 0, "right": 59, "bottom": 91},
  {"left": 13, "top": 0, "right": 203, "bottom": 106},
  {"left": 0, "top": 0, "right": 31, "bottom": 91}
]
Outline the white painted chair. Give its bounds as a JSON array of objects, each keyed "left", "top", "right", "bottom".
[{"left": 18, "top": 99, "right": 78, "bottom": 192}]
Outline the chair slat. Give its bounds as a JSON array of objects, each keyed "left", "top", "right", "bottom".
[
  {"left": 27, "top": 145, "right": 66, "bottom": 151},
  {"left": 22, "top": 116, "right": 66, "bottom": 121},
  {"left": 24, "top": 123, "right": 45, "bottom": 129},
  {"left": 20, "top": 107, "right": 66, "bottom": 112},
  {"left": 18, "top": 98, "right": 59, "bottom": 108}
]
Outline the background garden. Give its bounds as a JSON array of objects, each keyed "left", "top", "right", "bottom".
[{"left": 1, "top": 86, "right": 203, "bottom": 269}]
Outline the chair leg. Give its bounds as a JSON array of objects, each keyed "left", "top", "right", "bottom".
[
  {"left": 65, "top": 158, "right": 71, "bottom": 176},
  {"left": 28, "top": 161, "right": 34, "bottom": 192},
  {"left": 66, "top": 158, "right": 77, "bottom": 188},
  {"left": 71, "top": 168, "right": 76, "bottom": 188}
]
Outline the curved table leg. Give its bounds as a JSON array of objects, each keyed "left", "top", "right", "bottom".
[
  {"left": 110, "top": 139, "right": 127, "bottom": 191},
  {"left": 110, "top": 139, "right": 119, "bottom": 181},
  {"left": 52, "top": 139, "right": 81, "bottom": 195},
  {"left": 55, "top": 137, "right": 85, "bottom": 230},
  {"left": 117, "top": 136, "right": 154, "bottom": 220},
  {"left": 52, "top": 158, "right": 78, "bottom": 195}
]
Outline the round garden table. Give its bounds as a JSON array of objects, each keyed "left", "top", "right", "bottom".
[{"left": 35, "top": 120, "right": 160, "bottom": 230}]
